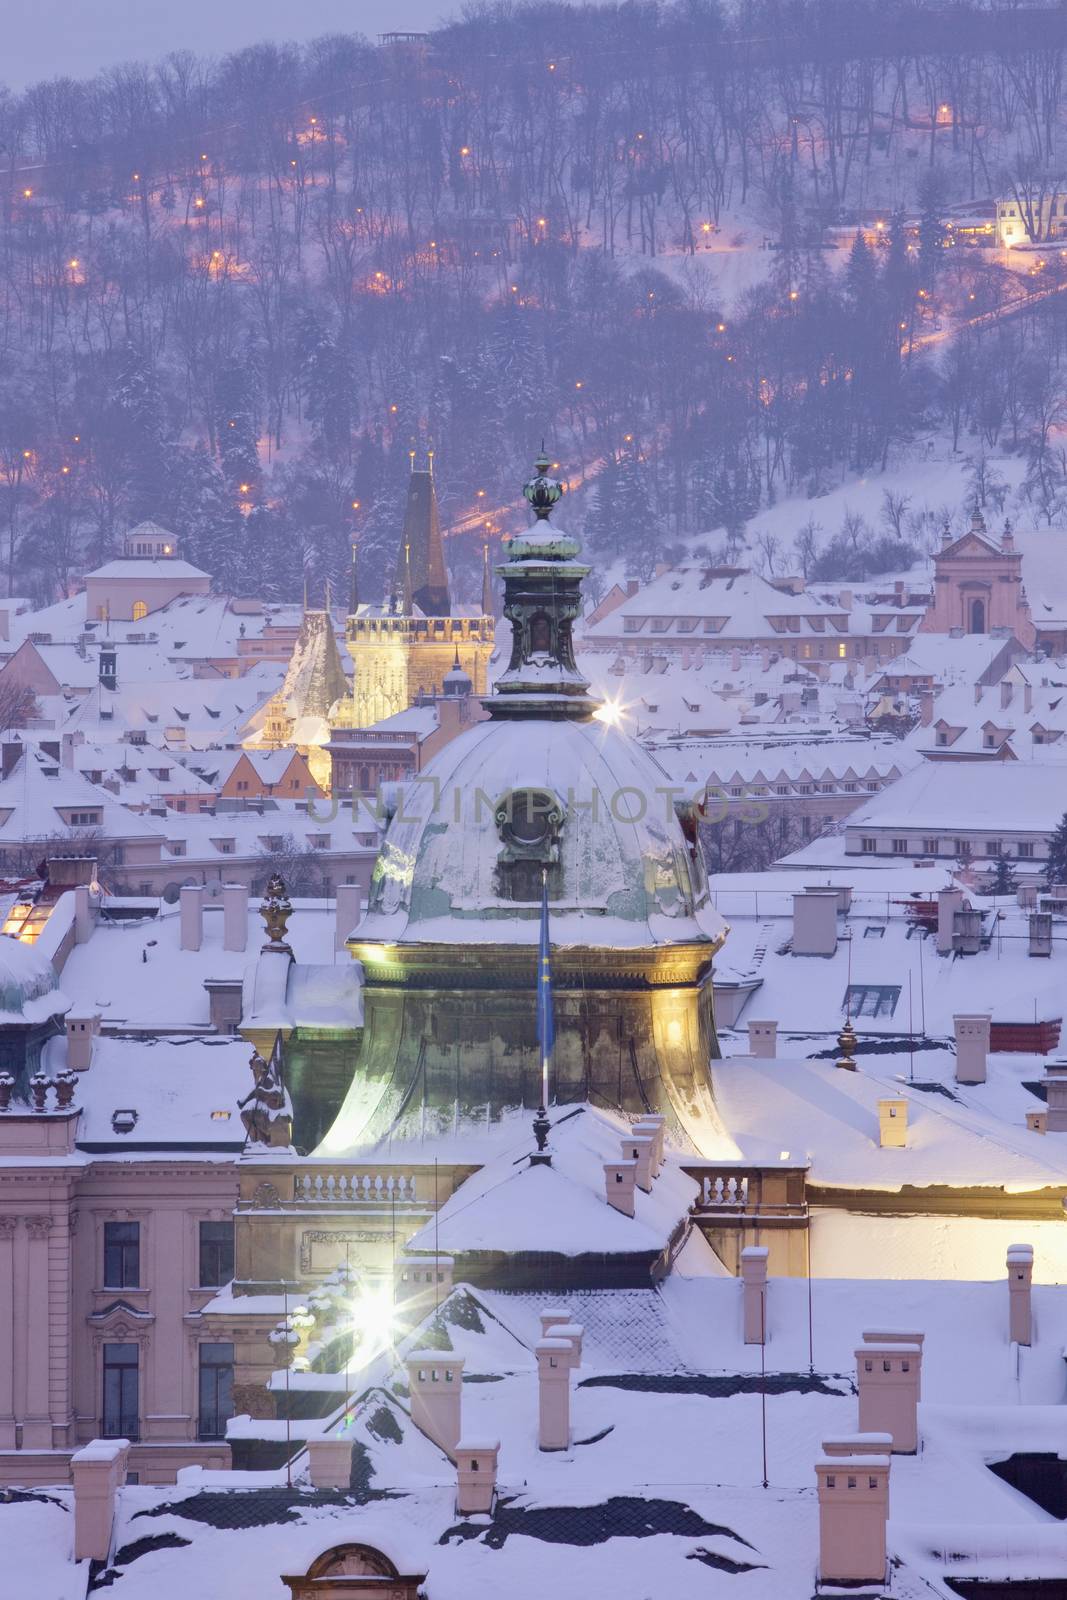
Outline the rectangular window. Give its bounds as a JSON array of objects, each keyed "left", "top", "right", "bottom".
[
  {"left": 954, "top": 839, "right": 972, "bottom": 859},
  {"left": 860, "top": 837, "right": 877, "bottom": 854},
  {"left": 1019, "top": 842, "right": 1035, "bottom": 858},
  {"left": 922, "top": 838, "right": 938, "bottom": 855},
  {"left": 986, "top": 840, "right": 1001, "bottom": 856},
  {"left": 103, "top": 1342, "right": 139, "bottom": 1439},
  {"left": 844, "top": 984, "right": 902, "bottom": 1018},
  {"left": 104, "top": 1221, "right": 140, "bottom": 1288},
  {"left": 199, "top": 1220, "right": 235, "bottom": 1288},
  {"left": 198, "top": 1342, "right": 235, "bottom": 1440},
  {"left": 892, "top": 838, "right": 908, "bottom": 854}
]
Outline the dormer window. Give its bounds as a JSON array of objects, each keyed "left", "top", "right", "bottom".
[{"left": 494, "top": 787, "right": 564, "bottom": 901}]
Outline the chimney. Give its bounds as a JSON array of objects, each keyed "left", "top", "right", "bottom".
[
  {"left": 877, "top": 1098, "right": 907, "bottom": 1148},
  {"left": 604, "top": 1159, "right": 637, "bottom": 1217},
  {"left": 395, "top": 1253, "right": 453, "bottom": 1307},
  {"left": 1007, "top": 1244, "right": 1033, "bottom": 1346},
  {"left": 1041, "top": 1059, "right": 1067, "bottom": 1132},
  {"left": 405, "top": 1352, "right": 464, "bottom": 1454},
  {"left": 740, "top": 1245, "right": 769, "bottom": 1345},
  {"left": 455, "top": 1439, "right": 499, "bottom": 1514},
  {"left": 1024, "top": 683, "right": 1033, "bottom": 712},
  {"left": 222, "top": 882, "right": 249, "bottom": 952},
  {"left": 536, "top": 1339, "right": 572, "bottom": 1451},
  {"left": 856, "top": 1343, "right": 922, "bottom": 1453},
  {"left": 861, "top": 1329, "right": 925, "bottom": 1360},
  {"left": 936, "top": 888, "right": 964, "bottom": 955},
  {"left": 539, "top": 1308, "right": 572, "bottom": 1341},
  {"left": 99, "top": 645, "right": 117, "bottom": 691},
  {"left": 791, "top": 890, "right": 838, "bottom": 957},
  {"left": 66, "top": 1009, "right": 101, "bottom": 1071},
  {"left": 1000, "top": 680, "right": 1013, "bottom": 709},
  {"left": 839, "top": 588, "right": 853, "bottom": 610},
  {"left": 335, "top": 882, "right": 362, "bottom": 952},
  {"left": 1, "top": 740, "right": 21, "bottom": 780},
  {"left": 180, "top": 885, "right": 204, "bottom": 952},
  {"left": 539, "top": 1313, "right": 583, "bottom": 1370},
  {"left": 74, "top": 883, "right": 93, "bottom": 944},
  {"left": 620, "top": 1132, "right": 654, "bottom": 1193},
  {"left": 747, "top": 1019, "right": 778, "bottom": 1058},
  {"left": 61, "top": 731, "right": 84, "bottom": 770},
  {"left": 72, "top": 1439, "right": 129, "bottom": 1562},
  {"left": 954, "top": 1013, "right": 990, "bottom": 1085},
  {"left": 918, "top": 689, "right": 934, "bottom": 728},
  {"left": 974, "top": 683, "right": 982, "bottom": 705},
  {"left": 306, "top": 1436, "right": 354, "bottom": 1489},
  {"left": 731, "top": 647, "right": 742, "bottom": 671},
  {"left": 632, "top": 1115, "right": 665, "bottom": 1176},
  {"left": 816, "top": 1450, "right": 890, "bottom": 1584},
  {"left": 821, "top": 1432, "right": 894, "bottom": 1457}
]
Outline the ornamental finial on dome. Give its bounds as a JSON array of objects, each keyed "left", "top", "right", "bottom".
[{"left": 522, "top": 449, "right": 563, "bottom": 520}]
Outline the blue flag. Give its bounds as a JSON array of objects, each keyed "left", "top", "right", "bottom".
[{"left": 536, "top": 870, "right": 555, "bottom": 1077}]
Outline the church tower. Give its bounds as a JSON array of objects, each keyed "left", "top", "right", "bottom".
[{"left": 337, "top": 455, "right": 495, "bottom": 729}]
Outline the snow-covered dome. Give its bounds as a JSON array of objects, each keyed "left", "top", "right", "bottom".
[
  {"left": 362, "top": 714, "right": 724, "bottom": 950},
  {"left": 0, "top": 935, "right": 69, "bottom": 1027}
]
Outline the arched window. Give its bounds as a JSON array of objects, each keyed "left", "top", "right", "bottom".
[
  {"left": 968, "top": 597, "right": 985, "bottom": 634},
  {"left": 132, "top": 600, "right": 148, "bottom": 622}
]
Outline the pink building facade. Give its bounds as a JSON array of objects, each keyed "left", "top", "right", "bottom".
[
  {"left": 0, "top": 1102, "right": 236, "bottom": 1484},
  {"left": 920, "top": 513, "right": 1036, "bottom": 648}
]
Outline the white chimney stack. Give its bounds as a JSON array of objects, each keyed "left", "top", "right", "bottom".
[
  {"left": 455, "top": 1439, "right": 499, "bottom": 1514},
  {"left": 747, "top": 1019, "right": 778, "bottom": 1058},
  {"left": 792, "top": 890, "right": 838, "bottom": 957},
  {"left": 954, "top": 1013, "right": 991, "bottom": 1085},
  {"left": 222, "top": 882, "right": 249, "bottom": 952},
  {"left": 335, "top": 883, "right": 362, "bottom": 952},
  {"left": 856, "top": 1343, "right": 922, "bottom": 1453},
  {"left": 877, "top": 1098, "right": 907, "bottom": 1148},
  {"left": 1007, "top": 1244, "right": 1033, "bottom": 1346},
  {"left": 740, "top": 1245, "right": 769, "bottom": 1345},
  {"left": 179, "top": 885, "right": 204, "bottom": 952},
  {"left": 604, "top": 1160, "right": 637, "bottom": 1217}
]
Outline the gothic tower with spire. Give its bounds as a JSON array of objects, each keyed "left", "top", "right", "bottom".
[{"left": 334, "top": 453, "right": 495, "bottom": 732}]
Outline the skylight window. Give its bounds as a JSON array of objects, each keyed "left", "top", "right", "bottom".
[{"left": 844, "top": 984, "right": 900, "bottom": 1018}]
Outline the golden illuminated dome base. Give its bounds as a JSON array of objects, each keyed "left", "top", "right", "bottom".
[{"left": 322, "top": 937, "right": 726, "bottom": 1156}]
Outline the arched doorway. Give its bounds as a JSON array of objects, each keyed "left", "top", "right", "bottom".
[{"left": 968, "top": 597, "right": 986, "bottom": 634}]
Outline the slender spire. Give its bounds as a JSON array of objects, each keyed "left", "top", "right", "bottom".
[
  {"left": 396, "top": 458, "right": 450, "bottom": 616},
  {"left": 401, "top": 539, "right": 414, "bottom": 614}
]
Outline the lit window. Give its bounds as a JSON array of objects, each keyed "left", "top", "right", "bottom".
[{"left": 132, "top": 600, "right": 148, "bottom": 621}]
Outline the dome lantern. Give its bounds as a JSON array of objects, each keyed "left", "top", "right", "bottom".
[{"left": 491, "top": 454, "right": 597, "bottom": 721}]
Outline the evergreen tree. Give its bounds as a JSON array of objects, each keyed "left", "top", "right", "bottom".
[
  {"left": 845, "top": 230, "right": 877, "bottom": 308},
  {"left": 916, "top": 171, "right": 948, "bottom": 280},
  {"left": 213, "top": 356, "right": 262, "bottom": 490},
  {"left": 989, "top": 853, "right": 1017, "bottom": 896},
  {"left": 1045, "top": 811, "right": 1067, "bottom": 888}
]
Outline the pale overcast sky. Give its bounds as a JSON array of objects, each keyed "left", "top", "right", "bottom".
[{"left": 2, "top": 0, "right": 452, "bottom": 89}]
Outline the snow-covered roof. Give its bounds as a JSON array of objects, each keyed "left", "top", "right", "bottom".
[
  {"left": 85, "top": 558, "right": 209, "bottom": 580},
  {"left": 40, "top": 1032, "right": 248, "bottom": 1149},
  {"left": 843, "top": 759, "right": 1067, "bottom": 834},
  {"left": 710, "top": 1053, "right": 1067, "bottom": 1192}
]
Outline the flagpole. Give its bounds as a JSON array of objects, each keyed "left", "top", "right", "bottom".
[{"left": 531, "top": 865, "right": 552, "bottom": 1161}]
